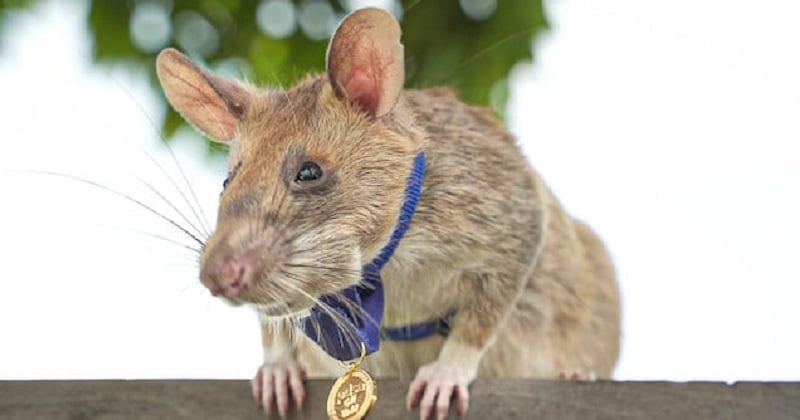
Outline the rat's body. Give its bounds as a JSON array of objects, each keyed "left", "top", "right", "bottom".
[
  {"left": 293, "top": 84, "right": 620, "bottom": 381},
  {"left": 372, "top": 88, "right": 619, "bottom": 380},
  {"left": 156, "top": 8, "right": 620, "bottom": 419}
]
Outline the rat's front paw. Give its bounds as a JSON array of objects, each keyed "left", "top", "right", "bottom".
[
  {"left": 251, "top": 361, "right": 307, "bottom": 418},
  {"left": 406, "top": 360, "right": 475, "bottom": 420}
]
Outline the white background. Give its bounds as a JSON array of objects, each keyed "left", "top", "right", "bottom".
[{"left": 1, "top": 0, "right": 798, "bottom": 381}]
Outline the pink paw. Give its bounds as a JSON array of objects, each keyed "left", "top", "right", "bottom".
[
  {"left": 406, "top": 360, "right": 473, "bottom": 420},
  {"left": 251, "top": 361, "right": 307, "bottom": 418}
]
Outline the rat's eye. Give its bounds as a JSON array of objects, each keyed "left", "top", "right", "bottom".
[
  {"left": 222, "top": 177, "right": 231, "bottom": 189},
  {"left": 295, "top": 161, "right": 323, "bottom": 183}
]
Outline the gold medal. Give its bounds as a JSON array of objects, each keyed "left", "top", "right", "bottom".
[{"left": 327, "top": 343, "right": 377, "bottom": 420}]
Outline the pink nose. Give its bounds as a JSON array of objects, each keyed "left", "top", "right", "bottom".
[{"left": 201, "top": 254, "right": 259, "bottom": 298}]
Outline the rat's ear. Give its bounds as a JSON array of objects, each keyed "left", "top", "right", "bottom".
[
  {"left": 156, "top": 48, "right": 251, "bottom": 142},
  {"left": 326, "top": 8, "right": 404, "bottom": 118}
]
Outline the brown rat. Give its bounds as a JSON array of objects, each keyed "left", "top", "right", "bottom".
[{"left": 156, "top": 7, "right": 620, "bottom": 420}]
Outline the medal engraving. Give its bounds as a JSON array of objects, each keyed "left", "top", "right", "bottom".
[
  {"left": 327, "top": 368, "right": 377, "bottom": 419},
  {"left": 327, "top": 343, "right": 377, "bottom": 420}
]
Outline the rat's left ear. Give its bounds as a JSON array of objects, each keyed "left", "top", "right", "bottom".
[
  {"left": 326, "top": 7, "right": 404, "bottom": 118},
  {"left": 156, "top": 48, "right": 251, "bottom": 142}
]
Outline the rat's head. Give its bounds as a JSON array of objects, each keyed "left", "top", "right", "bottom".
[{"left": 156, "top": 8, "right": 422, "bottom": 316}]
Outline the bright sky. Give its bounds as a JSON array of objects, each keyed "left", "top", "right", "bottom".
[{"left": 1, "top": 0, "right": 798, "bottom": 381}]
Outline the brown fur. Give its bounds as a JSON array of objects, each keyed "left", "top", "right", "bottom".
[
  {"left": 156, "top": 7, "right": 620, "bottom": 418},
  {"left": 203, "top": 75, "right": 620, "bottom": 377}
]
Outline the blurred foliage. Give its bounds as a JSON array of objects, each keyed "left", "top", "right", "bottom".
[
  {"left": 0, "top": 0, "right": 37, "bottom": 49},
  {"left": 1, "top": 0, "right": 547, "bottom": 151}
]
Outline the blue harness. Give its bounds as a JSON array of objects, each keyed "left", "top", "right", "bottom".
[{"left": 299, "top": 151, "right": 453, "bottom": 361}]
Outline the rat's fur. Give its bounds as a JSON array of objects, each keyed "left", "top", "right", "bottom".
[{"left": 157, "top": 7, "right": 620, "bottom": 419}]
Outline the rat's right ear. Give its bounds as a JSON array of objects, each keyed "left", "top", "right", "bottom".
[
  {"left": 326, "top": 8, "right": 404, "bottom": 118},
  {"left": 156, "top": 48, "right": 250, "bottom": 142}
]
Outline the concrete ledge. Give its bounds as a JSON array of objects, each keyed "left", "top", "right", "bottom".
[{"left": 1, "top": 379, "right": 798, "bottom": 419}]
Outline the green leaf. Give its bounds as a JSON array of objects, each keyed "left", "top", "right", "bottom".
[
  {"left": 78, "top": 0, "right": 547, "bottom": 152},
  {"left": 88, "top": 0, "right": 141, "bottom": 63},
  {"left": 0, "top": 0, "right": 39, "bottom": 52},
  {"left": 401, "top": 0, "right": 547, "bottom": 117}
]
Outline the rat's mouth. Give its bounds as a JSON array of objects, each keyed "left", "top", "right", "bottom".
[
  {"left": 250, "top": 302, "right": 299, "bottom": 318},
  {"left": 246, "top": 293, "right": 318, "bottom": 318}
]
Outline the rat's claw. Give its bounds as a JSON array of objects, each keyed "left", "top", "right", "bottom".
[
  {"left": 454, "top": 384, "right": 469, "bottom": 417},
  {"left": 406, "top": 376, "right": 427, "bottom": 411},
  {"left": 260, "top": 368, "right": 275, "bottom": 415},
  {"left": 289, "top": 365, "right": 306, "bottom": 409},
  {"left": 252, "top": 361, "right": 307, "bottom": 418},
  {"left": 251, "top": 368, "right": 263, "bottom": 403},
  {"left": 418, "top": 380, "right": 437, "bottom": 419},
  {"left": 407, "top": 360, "right": 473, "bottom": 419},
  {"left": 434, "top": 383, "right": 454, "bottom": 420},
  {"left": 275, "top": 369, "right": 289, "bottom": 417}
]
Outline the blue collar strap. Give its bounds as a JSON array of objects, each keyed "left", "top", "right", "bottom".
[
  {"left": 381, "top": 309, "right": 456, "bottom": 341},
  {"left": 300, "top": 151, "right": 427, "bottom": 361}
]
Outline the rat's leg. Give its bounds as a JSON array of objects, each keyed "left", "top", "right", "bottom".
[
  {"left": 406, "top": 268, "right": 531, "bottom": 420},
  {"left": 252, "top": 317, "right": 306, "bottom": 417}
]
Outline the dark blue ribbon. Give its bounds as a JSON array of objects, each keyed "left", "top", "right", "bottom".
[
  {"left": 381, "top": 309, "right": 456, "bottom": 341},
  {"left": 300, "top": 151, "right": 427, "bottom": 361}
]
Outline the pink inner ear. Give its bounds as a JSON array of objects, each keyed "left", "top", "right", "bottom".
[
  {"left": 326, "top": 8, "right": 404, "bottom": 117},
  {"left": 156, "top": 48, "right": 249, "bottom": 143},
  {"left": 344, "top": 69, "right": 380, "bottom": 115}
]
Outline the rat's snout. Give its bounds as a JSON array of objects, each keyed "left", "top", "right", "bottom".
[
  {"left": 200, "top": 251, "right": 263, "bottom": 298},
  {"left": 199, "top": 224, "right": 284, "bottom": 299}
]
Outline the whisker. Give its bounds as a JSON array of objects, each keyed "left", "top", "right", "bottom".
[
  {"left": 157, "top": 142, "right": 212, "bottom": 236},
  {"left": 403, "top": 0, "right": 424, "bottom": 13},
  {"left": 283, "top": 263, "right": 363, "bottom": 277},
  {"left": 23, "top": 170, "right": 205, "bottom": 247},
  {"left": 109, "top": 225, "right": 202, "bottom": 254},
  {"left": 330, "top": 289, "right": 383, "bottom": 335},
  {"left": 137, "top": 177, "right": 207, "bottom": 242},
  {"left": 140, "top": 149, "right": 211, "bottom": 239},
  {"left": 434, "top": 28, "right": 536, "bottom": 86},
  {"left": 107, "top": 75, "right": 213, "bottom": 236},
  {"left": 328, "top": 290, "right": 379, "bottom": 357},
  {"left": 279, "top": 272, "right": 362, "bottom": 355},
  {"left": 269, "top": 70, "right": 300, "bottom": 134}
]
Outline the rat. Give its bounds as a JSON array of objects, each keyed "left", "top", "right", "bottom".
[{"left": 156, "top": 7, "right": 620, "bottom": 420}]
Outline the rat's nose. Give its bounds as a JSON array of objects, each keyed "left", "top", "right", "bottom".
[
  {"left": 219, "top": 257, "right": 250, "bottom": 297},
  {"left": 201, "top": 253, "right": 262, "bottom": 298},
  {"left": 199, "top": 225, "right": 279, "bottom": 299}
]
